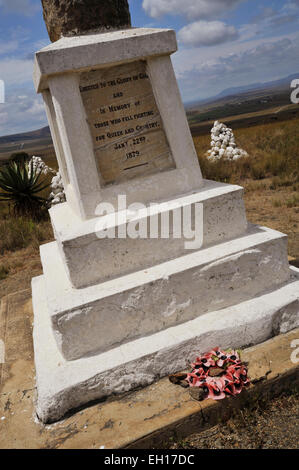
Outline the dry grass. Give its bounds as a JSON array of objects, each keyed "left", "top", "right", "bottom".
[
  {"left": 0, "top": 201, "right": 54, "bottom": 298},
  {"left": 194, "top": 118, "right": 299, "bottom": 259},
  {"left": 243, "top": 178, "right": 299, "bottom": 259},
  {"left": 0, "top": 203, "right": 53, "bottom": 255},
  {"left": 194, "top": 117, "right": 299, "bottom": 186},
  {"left": 0, "top": 216, "right": 52, "bottom": 254},
  {"left": 163, "top": 391, "right": 299, "bottom": 449}
]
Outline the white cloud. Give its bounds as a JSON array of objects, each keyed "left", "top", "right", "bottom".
[
  {"left": 33, "top": 39, "right": 50, "bottom": 51},
  {"left": 0, "top": 111, "right": 8, "bottom": 125},
  {"left": 26, "top": 98, "right": 45, "bottom": 115},
  {"left": 0, "top": 58, "right": 34, "bottom": 86},
  {"left": 250, "top": 7, "right": 277, "bottom": 23},
  {"left": 0, "top": 41, "right": 19, "bottom": 56},
  {"left": 142, "top": 0, "right": 243, "bottom": 20},
  {"left": 0, "top": 26, "right": 49, "bottom": 135},
  {"left": 178, "top": 21, "right": 239, "bottom": 47},
  {"left": 0, "top": 88, "right": 47, "bottom": 135},
  {"left": 250, "top": 4, "right": 299, "bottom": 29},
  {"left": 174, "top": 34, "right": 299, "bottom": 100},
  {"left": 0, "top": 0, "right": 40, "bottom": 16},
  {"left": 285, "top": 1, "right": 299, "bottom": 9}
]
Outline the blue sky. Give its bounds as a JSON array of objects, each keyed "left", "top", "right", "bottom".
[{"left": 0, "top": 0, "right": 299, "bottom": 135}]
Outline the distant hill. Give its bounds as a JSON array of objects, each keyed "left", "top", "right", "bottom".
[
  {"left": 215, "top": 73, "right": 299, "bottom": 99},
  {"left": 0, "top": 126, "right": 51, "bottom": 145},
  {"left": 186, "top": 73, "right": 299, "bottom": 108}
]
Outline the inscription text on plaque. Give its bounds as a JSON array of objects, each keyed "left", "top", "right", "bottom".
[{"left": 80, "top": 61, "right": 175, "bottom": 185}]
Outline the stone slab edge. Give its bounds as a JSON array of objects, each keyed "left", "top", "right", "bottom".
[
  {"left": 128, "top": 348, "right": 299, "bottom": 449},
  {"left": 50, "top": 181, "right": 245, "bottom": 242},
  {"left": 32, "top": 266, "right": 299, "bottom": 423},
  {"left": 40, "top": 225, "right": 288, "bottom": 315},
  {"left": 34, "top": 28, "right": 177, "bottom": 92}
]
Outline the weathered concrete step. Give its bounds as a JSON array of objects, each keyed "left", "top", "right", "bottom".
[
  {"left": 32, "top": 265, "right": 299, "bottom": 423},
  {"left": 39, "top": 224, "right": 290, "bottom": 361},
  {"left": 50, "top": 180, "right": 247, "bottom": 288}
]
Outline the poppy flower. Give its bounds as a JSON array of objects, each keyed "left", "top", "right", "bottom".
[{"left": 186, "top": 347, "right": 250, "bottom": 401}]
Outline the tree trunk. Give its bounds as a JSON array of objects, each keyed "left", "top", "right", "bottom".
[{"left": 41, "top": 0, "right": 131, "bottom": 42}]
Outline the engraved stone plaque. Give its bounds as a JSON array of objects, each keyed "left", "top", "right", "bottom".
[{"left": 80, "top": 61, "right": 175, "bottom": 185}]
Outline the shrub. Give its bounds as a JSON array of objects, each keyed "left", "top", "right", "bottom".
[
  {"left": 9, "top": 152, "right": 30, "bottom": 166},
  {"left": 0, "top": 160, "right": 50, "bottom": 219}
]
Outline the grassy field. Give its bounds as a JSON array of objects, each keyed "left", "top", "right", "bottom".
[
  {"left": 189, "top": 103, "right": 299, "bottom": 136},
  {"left": 187, "top": 90, "right": 293, "bottom": 125},
  {"left": 194, "top": 117, "right": 299, "bottom": 260},
  {"left": 0, "top": 117, "right": 298, "bottom": 300}
]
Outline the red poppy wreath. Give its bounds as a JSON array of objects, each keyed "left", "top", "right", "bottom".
[
  {"left": 187, "top": 347, "right": 250, "bottom": 400},
  {"left": 169, "top": 347, "right": 250, "bottom": 400}
]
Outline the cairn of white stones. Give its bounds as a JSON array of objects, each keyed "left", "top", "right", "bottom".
[
  {"left": 28, "top": 156, "right": 54, "bottom": 178},
  {"left": 49, "top": 172, "right": 66, "bottom": 206},
  {"left": 207, "top": 121, "right": 248, "bottom": 162}
]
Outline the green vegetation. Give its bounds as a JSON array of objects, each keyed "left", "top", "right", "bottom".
[
  {"left": 0, "top": 160, "right": 50, "bottom": 219},
  {"left": 9, "top": 151, "right": 30, "bottom": 165}
]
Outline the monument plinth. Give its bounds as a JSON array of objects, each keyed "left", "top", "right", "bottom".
[
  {"left": 34, "top": 28, "right": 202, "bottom": 219},
  {"left": 32, "top": 2, "right": 299, "bottom": 423}
]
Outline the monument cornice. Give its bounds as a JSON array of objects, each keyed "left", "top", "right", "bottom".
[{"left": 33, "top": 28, "right": 177, "bottom": 93}]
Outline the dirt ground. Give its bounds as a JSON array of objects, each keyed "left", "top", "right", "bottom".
[
  {"left": 244, "top": 179, "right": 299, "bottom": 261},
  {"left": 166, "top": 392, "right": 299, "bottom": 449}
]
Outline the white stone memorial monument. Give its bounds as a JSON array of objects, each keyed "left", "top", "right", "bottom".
[{"left": 32, "top": 1, "right": 299, "bottom": 423}]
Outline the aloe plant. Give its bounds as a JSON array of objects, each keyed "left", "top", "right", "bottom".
[{"left": 0, "top": 161, "right": 50, "bottom": 219}]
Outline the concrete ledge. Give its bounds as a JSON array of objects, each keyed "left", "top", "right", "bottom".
[
  {"left": 39, "top": 225, "right": 291, "bottom": 360},
  {"left": 50, "top": 181, "right": 247, "bottom": 287},
  {"left": 32, "top": 267, "right": 299, "bottom": 423},
  {"left": 34, "top": 28, "right": 177, "bottom": 92},
  {"left": 128, "top": 349, "right": 299, "bottom": 449},
  {"left": 1, "top": 287, "right": 299, "bottom": 448},
  {"left": 72, "top": 166, "right": 204, "bottom": 221}
]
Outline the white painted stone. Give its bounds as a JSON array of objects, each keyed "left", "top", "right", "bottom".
[
  {"left": 50, "top": 181, "right": 247, "bottom": 288},
  {"left": 31, "top": 25, "right": 299, "bottom": 426},
  {"left": 48, "top": 73, "right": 101, "bottom": 219},
  {"left": 33, "top": 266, "right": 299, "bottom": 423},
  {"left": 34, "top": 28, "right": 177, "bottom": 93},
  {"left": 34, "top": 28, "right": 203, "bottom": 220},
  {"left": 147, "top": 55, "right": 200, "bottom": 174},
  {"left": 39, "top": 225, "right": 290, "bottom": 361},
  {"left": 42, "top": 90, "right": 70, "bottom": 188}
]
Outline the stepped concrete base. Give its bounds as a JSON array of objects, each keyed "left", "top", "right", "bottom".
[
  {"left": 40, "top": 225, "right": 290, "bottom": 361},
  {"left": 33, "top": 266, "right": 299, "bottom": 423},
  {"left": 50, "top": 180, "right": 247, "bottom": 288}
]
